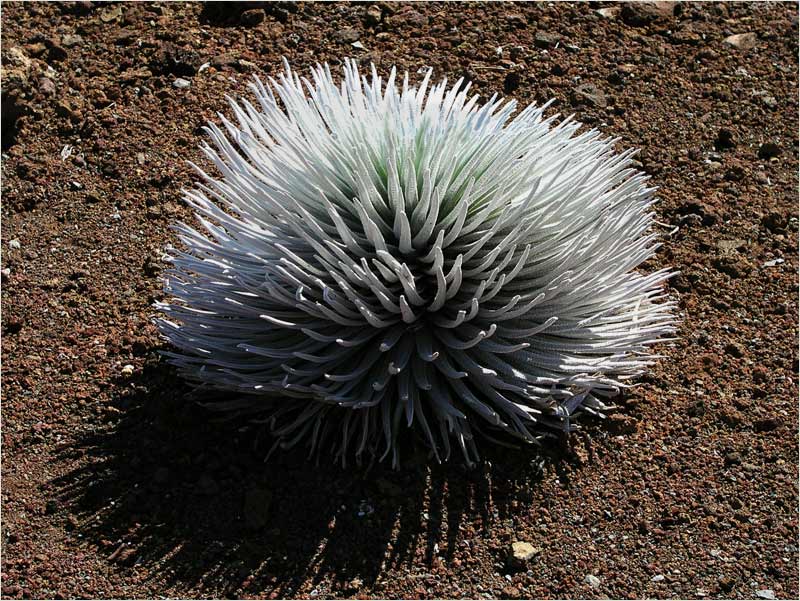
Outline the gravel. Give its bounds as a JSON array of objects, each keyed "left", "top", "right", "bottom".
[{"left": 1, "top": 2, "right": 797, "bottom": 599}]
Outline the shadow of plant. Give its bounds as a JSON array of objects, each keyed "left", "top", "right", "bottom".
[{"left": 49, "top": 355, "right": 583, "bottom": 598}]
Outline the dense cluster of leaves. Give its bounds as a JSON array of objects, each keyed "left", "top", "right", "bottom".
[{"left": 157, "top": 60, "right": 676, "bottom": 466}]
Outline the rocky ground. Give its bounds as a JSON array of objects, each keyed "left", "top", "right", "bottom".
[{"left": 1, "top": 1, "right": 798, "bottom": 599}]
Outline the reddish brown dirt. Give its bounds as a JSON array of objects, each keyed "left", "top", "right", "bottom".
[{"left": 1, "top": 2, "right": 798, "bottom": 599}]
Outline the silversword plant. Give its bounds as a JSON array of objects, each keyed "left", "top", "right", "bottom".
[{"left": 157, "top": 59, "right": 676, "bottom": 467}]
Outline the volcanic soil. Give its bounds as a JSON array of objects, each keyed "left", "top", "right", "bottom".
[{"left": 1, "top": 1, "right": 798, "bottom": 599}]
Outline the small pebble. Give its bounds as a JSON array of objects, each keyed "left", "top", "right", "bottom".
[
  {"left": 724, "top": 452, "right": 742, "bottom": 466},
  {"left": 121, "top": 364, "right": 134, "bottom": 376},
  {"left": 8, "top": 239, "right": 21, "bottom": 250},
  {"left": 756, "top": 590, "right": 775, "bottom": 600},
  {"left": 723, "top": 32, "right": 757, "bottom": 50},
  {"left": 652, "top": 574, "right": 665, "bottom": 582},
  {"left": 61, "top": 34, "right": 84, "bottom": 47},
  {"left": 761, "top": 95, "right": 777, "bottom": 110},
  {"left": 365, "top": 5, "right": 382, "bottom": 26},
  {"left": 572, "top": 83, "right": 607, "bottom": 108},
  {"left": 335, "top": 28, "right": 360, "bottom": 44},
  {"left": 510, "top": 541, "right": 539, "bottom": 563},
  {"left": 39, "top": 77, "right": 56, "bottom": 95},
  {"left": 173, "top": 78, "right": 191, "bottom": 89},
  {"left": 596, "top": 7, "right": 620, "bottom": 18},
  {"left": 585, "top": 574, "right": 601, "bottom": 588},
  {"left": 534, "top": 31, "right": 561, "bottom": 49}
]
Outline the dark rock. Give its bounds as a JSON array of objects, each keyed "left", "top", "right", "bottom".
[
  {"left": 724, "top": 452, "right": 742, "bottom": 466},
  {"left": 201, "top": 2, "right": 288, "bottom": 25},
  {"left": 724, "top": 161, "right": 745, "bottom": 181},
  {"left": 45, "top": 500, "right": 59, "bottom": 515},
  {"left": 240, "top": 8, "right": 265, "bottom": 26},
  {"left": 668, "top": 273, "right": 690, "bottom": 292},
  {"left": 4, "top": 319, "right": 23, "bottom": 335},
  {"left": 757, "top": 142, "right": 781, "bottom": 159},
  {"left": 753, "top": 417, "right": 781, "bottom": 432},
  {"left": 713, "top": 256, "right": 753, "bottom": 278},
  {"left": 101, "top": 162, "right": 120, "bottom": 178},
  {"left": 69, "top": 269, "right": 90, "bottom": 281},
  {"left": 687, "top": 399, "right": 705, "bottom": 417},
  {"left": 507, "top": 45, "right": 524, "bottom": 61},
  {"left": 55, "top": 100, "right": 77, "bottom": 120},
  {"left": 197, "top": 474, "right": 219, "bottom": 495},
  {"left": 143, "top": 255, "right": 161, "bottom": 277},
  {"left": 696, "top": 48, "right": 718, "bottom": 61},
  {"left": 715, "top": 128, "right": 736, "bottom": 149},
  {"left": 752, "top": 366, "right": 769, "bottom": 383},
  {"left": 243, "top": 486, "right": 273, "bottom": 529},
  {"left": 572, "top": 83, "right": 607, "bottom": 108},
  {"left": 375, "top": 478, "right": 403, "bottom": 497},
  {"left": 762, "top": 211, "right": 788, "bottom": 233},
  {"left": 534, "top": 31, "right": 561, "bottom": 49},
  {"left": 272, "top": 6, "right": 289, "bottom": 22},
  {"left": 718, "top": 576, "right": 735, "bottom": 592},
  {"left": 58, "top": 1, "right": 94, "bottom": 16},
  {"left": 153, "top": 466, "right": 170, "bottom": 484},
  {"left": 620, "top": 2, "right": 678, "bottom": 26},
  {"left": 506, "top": 13, "right": 527, "bottom": 28},
  {"left": 47, "top": 45, "right": 68, "bottom": 63},
  {"left": 114, "top": 30, "right": 136, "bottom": 46},
  {"left": 607, "top": 71, "right": 624, "bottom": 86},
  {"left": 151, "top": 42, "right": 202, "bottom": 77},
  {"left": 725, "top": 342, "right": 745, "bottom": 358},
  {"left": 503, "top": 71, "right": 521, "bottom": 94}
]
